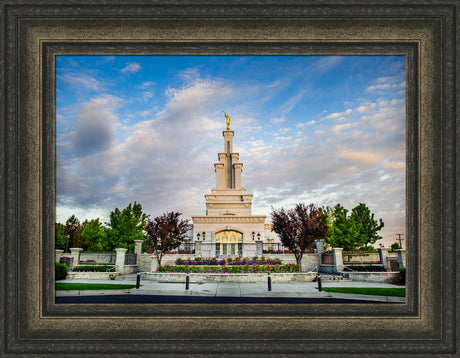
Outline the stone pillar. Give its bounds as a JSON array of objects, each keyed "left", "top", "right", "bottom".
[
  {"left": 256, "top": 240, "right": 263, "bottom": 256},
  {"left": 201, "top": 242, "right": 213, "bottom": 257},
  {"left": 378, "top": 247, "right": 390, "bottom": 270},
  {"left": 243, "top": 242, "right": 257, "bottom": 257},
  {"left": 69, "top": 248, "right": 83, "bottom": 270},
  {"left": 115, "top": 248, "right": 128, "bottom": 274},
  {"left": 134, "top": 240, "right": 143, "bottom": 264},
  {"left": 214, "top": 162, "right": 225, "bottom": 189},
  {"left": 396, "top": 249, "right": 406, "bottom": 268},
  {"left": 316, "top": 239, "right": 324, "bottom": 265},
  {"left": 55, "top": 249, "right": 64, "bottom": 263},
  {"left": 233, "top": 163, "right": 243, "bottom": 189},
  {"left": 195, "top": 241, "right": 202, "bottom": 256},
  {"left": 332, "top": 248, "right": 344, "bottom": 273}
]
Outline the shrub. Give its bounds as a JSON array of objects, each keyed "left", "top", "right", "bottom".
[
  {"left": 395, "top": 268, "right": 406, "bottom": 285},
  {"left": 72, "top": 265, "right": 114, "bottom": 272},
  {"left": 347, "top": 265, "right": 386, "bottom": 272},
  {"left": 55, "top": 262, "right": 68, "bottom": 280}
]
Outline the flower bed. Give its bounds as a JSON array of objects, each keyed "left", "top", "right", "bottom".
[
  {"left": 160, "top": 263, "right": 298, "bottom": 273},
  {"left": 175, "top": 256, "right": 283, "bottom": 266}
]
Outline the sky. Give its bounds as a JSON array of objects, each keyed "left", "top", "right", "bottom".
[{"left": 56, "top": 55, "right": 406, "bottom": 247}]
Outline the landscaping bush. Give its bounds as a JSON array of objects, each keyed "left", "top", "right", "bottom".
[
  {"left": 346, "top": 265, "right": 386, "bottom": 272},
  {"left": 391, "top": 268, "right": 406, "bottom": 285},
  {"left": 72, "top": 265, "right": 114, "bottom": 272},
  {"left": 55, "top": 262, "right": 68, "bottom": 280}
]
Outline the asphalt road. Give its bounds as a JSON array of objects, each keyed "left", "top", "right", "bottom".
[{"left": 56, "top": 294, "right": 393, "bottom": 304}]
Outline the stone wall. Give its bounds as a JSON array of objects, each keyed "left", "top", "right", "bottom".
[
  {"left": 340, "top": 271, "right": 399, "bottom": 283},
  {"left": 65, "top": 272, "right": 119, "bottom": 280},
  {"left": 142, "top": 272, "right": 316, "bottom": 283}
]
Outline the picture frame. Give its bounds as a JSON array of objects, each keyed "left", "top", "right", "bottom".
[{"left": 1, "top": 1, "right": 457, "bottom": 356}]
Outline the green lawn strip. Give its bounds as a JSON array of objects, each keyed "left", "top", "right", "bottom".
[
  {"left": 56, "top": 283, "right": 139, "bottom": 291},
  {"left": 321, "top": 287, "right": 405, "bottom": 297}
]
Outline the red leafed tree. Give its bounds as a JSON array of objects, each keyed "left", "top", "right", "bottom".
[
  {"left": 270, "top": 203, "right": 329, "bottom": 272},
  {"left": 143, "top": 212, "right": 189, "bottom": 270}
]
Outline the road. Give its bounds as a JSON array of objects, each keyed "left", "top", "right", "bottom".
[{"left": 56, "top": 294, "right": 394, "bottom": 304}]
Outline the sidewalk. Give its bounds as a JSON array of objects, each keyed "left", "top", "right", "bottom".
[{"left": 56, "top": 279, "right": 406, "bottom": 303}]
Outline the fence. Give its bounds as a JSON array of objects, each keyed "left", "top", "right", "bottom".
[
  {"left": 262, "top": 243, "right": 292, "bottom": 254},
  {"left": 342, "top": 251, "right": 381, "bottom": 265},
  {"left": 166, "top": 242, "right": 195, "bottom": 254},
  {"left": 124, "top": 253, "right": 137, "bottom": 265},
  {"left": 321, "top": 253, "right": 334, "bottom": 265},
  {"left": 79, "top": 252, "right": 116, "bottom": 265}
]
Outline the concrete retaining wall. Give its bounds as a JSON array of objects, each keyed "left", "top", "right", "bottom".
[
  {"left": 142, "top": 272, "right": 316, "bottom": 283},
  {"left": 66, "top": 272, "right": 120, "bottom": 280},
  {"left": 319, "top": 264, "right": 335, "bottom": 274},
  {"left": 340, "top": 271, "right": 399, "bottom": 283}
]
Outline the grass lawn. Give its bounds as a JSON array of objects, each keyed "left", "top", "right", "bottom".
[
  {"left": 321, "top": 287, "right": 405, "bottom": 297},
  {"left": 56, "top": 283, "right": 139, "bottom": 291}
]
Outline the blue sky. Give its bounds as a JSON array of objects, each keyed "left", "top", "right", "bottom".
[{"left": 56, "top": 55, "right": 406, "bottom": 246}]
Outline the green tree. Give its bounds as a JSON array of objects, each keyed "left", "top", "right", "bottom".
[
  {"left": 270, "top": 203, "right": 329, "bottom": 272},
  {"left": 105, "top": 202, "right": 149, "bottom": 252},
  {"left": 55, "top": 223, "right": 67, "bottom": 251},
  {"left": 82, "top": 218, "right": 107, "bottom": 252},
  {"left": 325, "top": 204, "right": 359, "bottom": 251},
  {"left": 350, "top": 203, "right": 384, "bottom": 249},
  {"left": 64, "top": 215, "right": 84, "bottom": 250},
  {"left": 389, "top": 242, "right": 402, "bottom": 253},
  {"left": 326, "top": 203, "right": 384, "bottom": 251},
  {"left": 143, "top": 212, "right": 189, "bottom": 270}
]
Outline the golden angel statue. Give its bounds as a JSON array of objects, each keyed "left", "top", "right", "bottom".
[{"left": 223, "top": 111, "right": 231, "bottom": 130}]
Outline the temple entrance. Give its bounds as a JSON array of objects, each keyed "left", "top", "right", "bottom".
[{"left": 215, "top": 230, "right": 243, "bottom": 257}]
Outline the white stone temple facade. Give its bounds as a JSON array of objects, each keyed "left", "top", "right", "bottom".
[{"left": 192, "top": 126, "right": 267, "bottom": 258}]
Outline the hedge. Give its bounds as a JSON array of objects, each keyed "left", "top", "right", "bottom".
[
  {"left": 72, "top": 265, "right": 115, "bottom": 272},
  {"left": 55, "top": 262, "right": 69, "bottom": 280}
]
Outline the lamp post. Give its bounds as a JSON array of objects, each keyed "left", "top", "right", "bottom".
[{"left": 65, "top": 234, "right": 70, "bottom": 253}]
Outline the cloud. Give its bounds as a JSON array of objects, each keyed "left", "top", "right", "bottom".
[
  {"left": 325, "top": 108, "right": 352, "bottom": 120},
  {"left": 296, "top": 120, "right": 315, "bottom": 128},
  {"left": 57, "top": 74, "right": 239, "bottom": 221},
  {"left": 58, "top": 73, "right": 102, "bottom": 91},
  {"left": 68, "top": 95, "right": 121, "bottom": 157},
  {"left": 270, "top": 117, "right": 285, "bottom": 124},
  {"left": 121, "top": 62, "right": 141, "bottom": 74},
  {"left": 339, "top": 150, "right": 383, "bottom": 165},
  {"left": 366, "top": 76, "right": 405, "bottom": 92}
]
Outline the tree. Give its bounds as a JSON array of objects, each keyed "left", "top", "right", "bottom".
[
  {"left": 81, "top": 218, "right": 107, "bottom": 252},
  {"left": 325, "top": 204, "right": 359, "bottom": 251},
  {"left": 389, "top": 242, "right": 402, "bottom": 253},
  {"left": 55, "top": 223, "right": 67, "bottom": 251},
  {"left": 105, "top": 202, "right": 149, "bottom": 252},
  {"left": 350, "top": 203, "right": 384, "bottom": 248},
  {"left": 64, "top": 215, "right": 84, "bottom": 250},
  {"left": 325, "top": 203, "right": 384, "bottom": 251},
  {"left": 270, "top": 203, "right": 329, "bottom": 272},
  {"left": 143, "top": 211, "right": 189, "bottom": 270}
]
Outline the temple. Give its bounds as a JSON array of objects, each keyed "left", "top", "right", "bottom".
[{"left": 191, "top": 115, "right": 267, "bottom": 257}]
